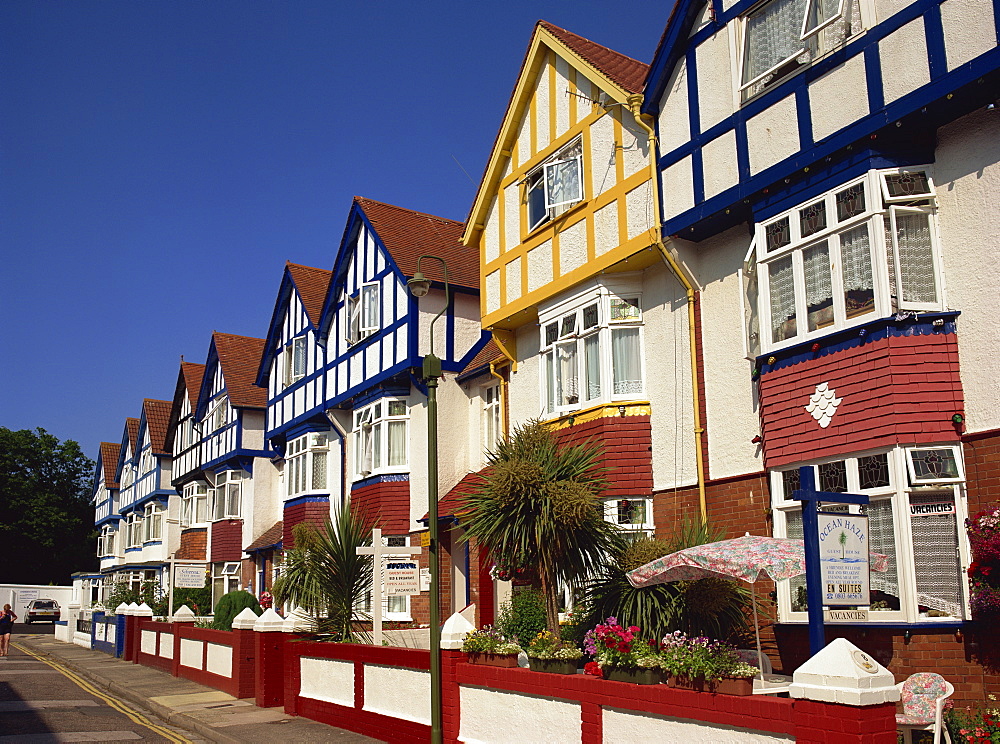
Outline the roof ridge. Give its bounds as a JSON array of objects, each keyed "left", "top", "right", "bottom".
[
  {"left": 286, "top": 261, "right": 332, "bottom": 274},
  {"left": 536, "top": 19, "right": 649, "bottom": 93},
  {"left": 354, "top": 196, "right": 463, "bottom": 226}
]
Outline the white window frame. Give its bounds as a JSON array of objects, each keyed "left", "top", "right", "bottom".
[
  {"left": 285, "top": 432, "right": 331, "bottom": 498},
  {"left": 142, "top": 501, "right": 164, "bottom": 543},
  {"left": 360, "top": 536, "right": 413, "bottom": 622},
  {"left": 538, "top": 281, "right": 645, "bottom": 418},
  {"left": 208, "top": 395, "right": 228, "bottom": 432},
  {"left": 139, "top": 448, "right": 154, "bottom": 477},
  {"left": 211, "top": 470, "right": 242, "bottom": 520},
  {"left": 352, "top": 399, "right": 409, "bottom": 480},
  {"left": 754, "top": 168, "right": 944, "bottom": 353},
  {"left": 771, "top": 446, "right": 971, "bottom": 624},
  {"left": 212, "top": 561, "right": 242, "bottom": 605},
  {"left": 125, "top": 512, "right": 142, "bottom": 549},
  {"left": 604, "top": 497, "right": 654, "bottom": 539},
  {"left": 98, "top": 525, "right": 117, "bottom": 558},
  {"left": 905, "top": 445, "right": 964, "bottom": 485},
  {"left": 482, "top": 382, "right": 503, "bottom": 454},
  {"left": 347, "top": 282, "right": 380, "bottom": 344},
  {"left": 737, "top": 0, "right": 864, "bottom": 101},
  {"left": 525, "top": 138, "right": 584, "bottom": 232},
  {"left": 180, "top": 481, "right": 209, "bottom": 526},
  {"left": 284, "top": 336, "right": 308, "bottom": 387}
]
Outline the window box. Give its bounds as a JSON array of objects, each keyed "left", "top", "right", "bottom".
[
  {"left": 467, "top": 652, "right": 520, "bottom": 668},
  {"left": 528, "top": 658, "right": 579, "bottom": 675}
]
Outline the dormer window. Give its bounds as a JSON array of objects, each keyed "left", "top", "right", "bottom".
[{"left": 526, "top": 139, "right": 584, "bottom": 232}]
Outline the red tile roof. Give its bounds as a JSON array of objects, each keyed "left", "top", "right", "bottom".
[
  {"left": 460, "top": 339, "right": 506, "bottom": 377},
  {"left": 143, "top": 399, "right": 173, "bottom": 455},
  {"left": 355, "top": 197, "right": 479, "bottom": 290},
  {"left": 181, "top": 362, "right": 206, "bottom": 413},
  {"left": 422, "top": 471, "right": 482, "bottom": 522},
  {"left": 99, "top": 442, "right": 121, "bottom": 488},
  {"left": 538, "top": 21, "right": 649, "bottom": 94},
  {"left": 213, "top": 333, "right": 268, "bottom": 409},
  {"left": 287, "top": 262, "right": 332, "bottom": 328},
  {"left": 125, "top": 417, "right": 141, "bottom": 457},
  {"left": 245, "top": 521, "right": 283, "bottom": 553}
]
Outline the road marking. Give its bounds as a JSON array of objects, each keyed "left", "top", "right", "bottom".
[
  {"left": 0, "top": 700, "right": 100, "bottom": 712},
  {"left": 0, "top": 732, "right": 142, "bottom": 742},
  {"left": 0, "top": 668, "right": 61, "bottom": 674},
  {"left": 12, "top": 643, "right": 192, "bottom": 744}
]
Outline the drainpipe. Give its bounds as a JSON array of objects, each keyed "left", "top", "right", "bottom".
[
  {"left": 488, "top": 361, "right": 508, "bottom": 439},
  {"left": 627, "top": 94, "right": 708, "bottom": 525}
]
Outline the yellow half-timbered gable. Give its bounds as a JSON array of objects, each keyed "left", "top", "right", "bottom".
[{"left": 463, "top": 22, "right": 655, "bottom": 341}]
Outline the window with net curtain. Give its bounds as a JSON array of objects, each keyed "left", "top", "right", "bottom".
[
  {"left": 753, "top": 169, "right": 943, "bottom": 352},
  {"left": 774, "top": 448, "right": 967, "bottom": 622},
  {"left": 540, "top": 287, "right": 644, "bottom": 416},
  {"left": 285, "top": 432, "right": 330, "bottom": 497},
  {"left": 353, "top": 400, "right": 408, "bottom": 479}
]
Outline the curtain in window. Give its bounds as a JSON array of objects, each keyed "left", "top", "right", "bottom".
[
  {"left": 768, "top": 255, "right": 797, "bottom": 342},
  {"left": 584, "top": 335, "right": 601, "bottom": 400},
  {"left": 865, "top": 499, "right": 900, "bottom": 604},
  {"left": 312, "top": 451, "right": 327, "bottom": 489},
  {"left": 743, "top": 0, "right": 808, "bottom": 85},
  {"left": 387, "top": 420, "right": 407, "bottom": 467},
  {"left": 839, "top": 225, "right": 875, "bottom": 318},
  {"left": 803, "top": 241, "right": 833, "bottom": 331},
  {"left": 910, "top": 493, "right": 963, "bottom": 617},
  {"left": 293, "top": 338, "right": 307, "bottom": 377},
  {"left": 545, "top": 352, "right": 556, "bottom": 414},
  {"left": 545, "top": 156, "right": 582, "bottom": 208},
  {"left": 557, "top": 342, "right": 578, "bottom": 405},
  {"left": 893, "top": 211, "right": 938, "bottom": 305},
  {"left": 362, "top": 285, "right": 379, "bottom": 330},
  {"left": 785, "top": 511, "right": 808, "bottom": 610},
  {"left": 373, "top": 424, "right": 383, "bottom": 470},
  {"left": 611, "top": 328, "right": 642, "bottom": 395}
]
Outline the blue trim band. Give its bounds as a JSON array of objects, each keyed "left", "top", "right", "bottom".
[
  {"left": 284, "top": 494, "right": 331, "bottom": 508},
  {"left": 352, "top": 473, "right": 410, "bottom": 490}
]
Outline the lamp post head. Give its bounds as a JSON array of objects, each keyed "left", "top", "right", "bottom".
[{"left": 407, "top": 272, "right": 431, "bottom": 297}]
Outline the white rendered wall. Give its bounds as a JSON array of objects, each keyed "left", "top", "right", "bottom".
[
  {"left": 140, "top": 630, "right": 157, "bottom": 655},
  {"left": 363, "top": 665, "right": 430, "bottom": 725},
  {"left": 205, "top": 642, "right": 232, "bottom": 678},
  {"left": 158, "top": 633, "right": 173, "bottom": 659},
  {"left": 299, "top": 657, "right": 354, "bottom": 707},
  {"left": 603, "top": 706, "right": 793, "bottom": 743},
  {"left": 180, "top": 638, "right": 203, "bottom": 669},
  {"left": 458, "top": 686, "right": 581, "bottom": 744},
  {"left": 933, "top": 107, "right": 1000, "bottom": 436}
]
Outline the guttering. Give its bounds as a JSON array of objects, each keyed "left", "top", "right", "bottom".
[{"left": 627, "top": 94, "right": 708, "bottom": 524}]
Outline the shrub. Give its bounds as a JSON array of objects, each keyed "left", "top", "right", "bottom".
[
  {"left": 495, "top": 588, "right": 548, "bottom": 646},
  {"left": 171, "top": 587, "right": 212, "bottom": 617},
  {"left": 211, "top": 590, "right": 261, "bottom": 630}
]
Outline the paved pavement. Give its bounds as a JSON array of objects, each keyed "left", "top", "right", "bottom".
[{"left": 11, "top": 632, "right": 382, "bottom": 744}]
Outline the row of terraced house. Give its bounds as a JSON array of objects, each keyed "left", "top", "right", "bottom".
[{"left": 84, "top": 0, "right": 1000, "bottom": 702}]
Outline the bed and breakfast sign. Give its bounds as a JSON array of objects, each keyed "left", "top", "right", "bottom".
[{"left": 817, "top": 512, "right": 871, "bottom": 606}]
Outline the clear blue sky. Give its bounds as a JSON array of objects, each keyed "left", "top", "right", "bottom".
[{"left": 0, "top": 1, "right": 665, "bottom": 462}]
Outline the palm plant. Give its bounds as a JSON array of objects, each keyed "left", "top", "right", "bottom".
[
  {"left": 461, "top": 419, "right": 622, "bottom": 634},
  {"left": 578, "top": 519, "right": 750, "bottom": 643},
  {"left": 272, "top": 506, "right": 374, "bottom": 642}
]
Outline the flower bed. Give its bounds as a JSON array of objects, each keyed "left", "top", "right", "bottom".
[
  {"left": 462, "top": 625, "right": 521, "bottom": 667},
  {"left": 967, "top": 508, "right": 1000, "bottom": 619},
  {"left": 525, "top": 630, "right": 582, "bottom": 675}
]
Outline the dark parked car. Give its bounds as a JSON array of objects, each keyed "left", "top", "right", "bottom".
[{"left": 24, "top": 599, "right": 61, "bottom": 623}]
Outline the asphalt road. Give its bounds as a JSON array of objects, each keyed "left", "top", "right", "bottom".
[
  {"left": 0, "top": 637, "right": 204, "bottom": 743},
  {"left": 12, "top": 621, "right": 56, "bottom": 635}
]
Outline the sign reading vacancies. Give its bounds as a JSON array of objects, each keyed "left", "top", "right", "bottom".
[
  {"left": 174, "top": 565, "right": 208, "bottom": 589},
  {"left": 817, "top": 512, "right": 870, "bottom": 606},
  {"left": 386, "top": 561, "right": 420, "bottom": 596}
]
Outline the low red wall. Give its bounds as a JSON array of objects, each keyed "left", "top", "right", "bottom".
[{"left": 133, "top": 620, "right": 174, "bottom": 673}]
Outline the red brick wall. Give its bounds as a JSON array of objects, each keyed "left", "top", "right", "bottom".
[
  {"left": 210, "top": 519, "right": 243, "bottom": 562},
  {"left": 410, "top": 526, "right": 456, "bottom": 626},
  {"left": 283, "top": 498, "right": 330, "bottom": 549},
  {"left": 350, "top": 480, "right": 410, "bottom": 534},
  {"left": 760, "top": 328, "right": 963, "bottom": 468},
  {"left": 177, "top": 528, "right": 207, "bottom": 560},
  {"left": 554, "top": 414, "right": 653, "bottom": 498},
  {"left": 964, "top": 427, "right": 1000, "bottom": 515}
]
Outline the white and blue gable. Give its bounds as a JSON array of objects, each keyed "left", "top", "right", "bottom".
[
  {"left": 643, "top": 0, "right": 999, "bottom": 239},
  {"left": 128, "top": 403, "right": 174, "bottom": 514},
  {"left": 92, "top": 443, "right": 120, "bottom": 527},
  {"left": 257, "top": 263, "right": 333, "bottom": 443}
]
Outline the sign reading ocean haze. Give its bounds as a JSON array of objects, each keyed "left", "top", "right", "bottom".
[
  {"left": 174, "top": 565, "right": 208, "bottom": 589},
  {"left": 817, "top": 512, "right": 871, "bottom": 606},
  {"left": 386, "top": 561, "right": 420, "bottom": 596}
]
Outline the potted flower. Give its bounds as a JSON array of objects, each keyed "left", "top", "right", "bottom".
[
  {"left": 584, "top": 617, "right": 662, "bottom": 685},
  {"left": 659, "top": 631, "right": 756, "bottom": 695},
  {"left": 461, "top": 626, "right": 522, "bottom": 668},
  {"left": 525, "top": 630, "right": 583, "bottom": 675}
]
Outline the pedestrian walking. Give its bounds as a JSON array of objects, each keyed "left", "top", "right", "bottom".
[{"left": 0, "top": 604, "right": 16, "bottom": 656}]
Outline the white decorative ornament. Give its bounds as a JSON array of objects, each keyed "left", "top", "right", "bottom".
[{"left": 805, "top": 382, "right": 843, "bottom": 428}]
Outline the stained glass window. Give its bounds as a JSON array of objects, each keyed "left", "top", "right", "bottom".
[
  {"left": 610, "top": 297, "right": 640, "bottom": 322},
  {"left": 907, "top": 448, "right": 962, "bottom": 483},
  {"left": 560, "top": 314, "right": 577, "bottom": 337},
  {"left": 835, "top": 183, "right": 865, "bottom": 221},
  {"left": 582, "top": 303, "right": 599, "bottom": 329},
  {"left": 545, "top": 322, "right": 559, "bottom": 345},
  {"left": 884, "top": 171, "right": 931, "bottom": 199},
  {"left": 858, "top": 454, "right": 890, "bottom": 489},
  {"left": 818, "top": 460, "right": 847, "bottom": 492},
  {"left": 782, "top": 468, "right": 801, "bottom": 499},
  {"left": 800, "top": 200, "right": 827, "bottom": 237},
  {"left": 766, "top": 217, "right": 791, "bottom": 253}
]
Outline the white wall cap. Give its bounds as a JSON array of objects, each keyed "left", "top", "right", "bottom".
[
  {"left": 254, "top": 608, "right": 286, "bottom": 632},
  {"left": 115, "top": 603, "right": 131, "bottom": 615},
  {"left": 440, "top": 611, "right": 476, "bottom": 650},
  {"left": 171, "top": 605, "right": 196, "bottom": 622},
  {"left": 459, "top": 603, "right": 476, "bottom": 625},
  {"left": 231, "top": 607, "right": 261, "bottom": 629},
  {"left": 127, "top": 602, "right": 140, "bottom": 613},
  {"left": 134, "top": 602, "right": 154, "bottom": 617},
  {"left": 282, "top": 606, "right": 313, "bottom": 633},
  {"left": 68, "top": 602, "right": 81, "bottom": 610},
  {"left": 790, "top": 637, "right": 900, "bottom": 706}
]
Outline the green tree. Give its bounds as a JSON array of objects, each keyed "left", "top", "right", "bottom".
[
  {"left": 272, "top": 507, "right": 374, "bottom": 642},
  {"left": 461, "top": 420, "right": 622, "bottom": 634},
  {"left": 839, "top": 530, "right": 848, "bottom": 559},
  {"left": 0, "top": 427, "right": 97, "bottom": 584}
]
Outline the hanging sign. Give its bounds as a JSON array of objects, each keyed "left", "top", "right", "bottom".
[
  {"left": 175, "top": 565, "right": 208, "bottom": 589},
  {"left": 817, "top": 512, "right": 871, "bottom": 606},
  {"left": 386, "top": 561, "right": 420, "bottom": 595}
]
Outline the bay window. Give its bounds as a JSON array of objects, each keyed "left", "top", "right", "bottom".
[
  {"left": 142, "top": 501, "right": 164, "bottom": 542},
  {"left": 212, "top": 469, "right": 242, "bottom": 520},
  {"left": 212, "top": 562, "right": 242, "bottom": 605},
  {"left": 125, "top": 512, "right": 142, "bottom": 549},
  {"left": 772, "top": 446, "right": 969, "bottom": 623},
  {"left": 749, "top": 168, "right": 944, "bottom": 353},
  {"left": 286, "top": 432, "right": 331, "bottom": 497},
  {"left": 540, "top": 284, "right": 644, "bottom": 416},
  {"left": 98, "top": 526, "right": 117, "bottom": 557},
  {"left": 526, "top": 138, "right": 584, "bottom": 232},
  {"left": 180, "top": 481, "right": 209, "bottom": 526},
  {"left": 347, "top": 282, "right": 380, "bottom": 344},
  {"left": 353, "top": 399, "right": 408, "bottom": 479}
]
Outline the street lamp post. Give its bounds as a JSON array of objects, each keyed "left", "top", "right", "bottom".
[{"left": 406, "top": 255, "right": 449, "bottom": 744}]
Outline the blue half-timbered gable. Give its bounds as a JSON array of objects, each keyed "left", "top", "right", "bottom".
[{"left": 93, "top": 441, "right": 121, "bottom": 573}]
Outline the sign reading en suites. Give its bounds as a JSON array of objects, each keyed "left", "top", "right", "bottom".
[{"left": 818, "top": 512, "right": 870, "bottom": 606}]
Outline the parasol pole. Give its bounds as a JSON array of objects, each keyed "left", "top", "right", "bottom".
[{"left": 751, "top": 586, "right": 764, "bottom": 683}]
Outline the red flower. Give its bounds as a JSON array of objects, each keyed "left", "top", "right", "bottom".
[
  {"left": 605, "top": 638, "right": 617, "bottom": 648},
  {"left": 584, "top": 661, "right": 602, "bottom": 678}
]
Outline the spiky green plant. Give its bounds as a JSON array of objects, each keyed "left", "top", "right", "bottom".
[
  {"left": 579, "top": 519, "right": 750, "bottom": 643},
  {"left": 272, "top": 507, "right": 374, "bottom": 642},
  {"left": 461, "top": 419, "right": 623, "bottom": 634}
]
